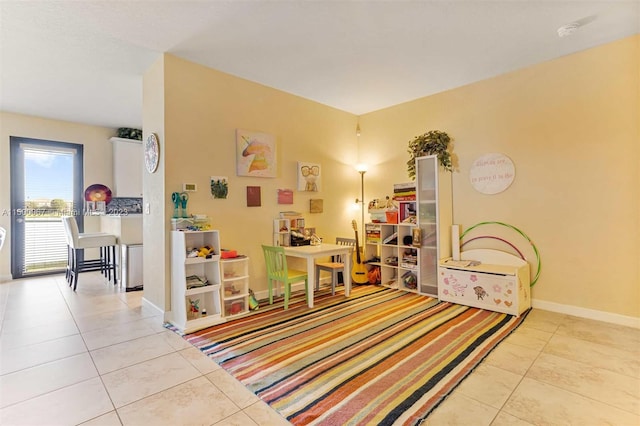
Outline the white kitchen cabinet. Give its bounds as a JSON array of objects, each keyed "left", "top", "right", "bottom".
[
  {"left": 170, "top": 230, "right": 223, "bottom": 333},
  {"left": 110, "top": 137, "right": 142, "bottom": 197}
]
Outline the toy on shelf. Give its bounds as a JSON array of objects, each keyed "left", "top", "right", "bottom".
[
  {"left": 186, "top": 245, "right": 216, "bottom": 259},
  {"left": 171, "top": 192, "right": 190, "bottom": 218},
  {"left": 221, "top": 249, "right": 238, "bottom": 259},
  {"left": 188, "top": 298, "right": 200, "bottom": 319}
]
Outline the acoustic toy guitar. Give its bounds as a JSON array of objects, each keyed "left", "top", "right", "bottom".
[{"left": 351, "top": 220, "right": 369, "bottom": 284}]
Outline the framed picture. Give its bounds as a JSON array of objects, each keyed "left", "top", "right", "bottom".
[
  {"left": 310, "top": 199, "right": 323, "bottom": 213},
  {"left": 278, "top": 189, "right": 293, "bottom": 204},
  {"left": 210, "top": 176, "right": 229, "bottom": 199},
  {"left": 236, "top": 129, "right": 276, "bottom": 177},
  {"left": 297, "top": 162, "right": 321, "bottom": 191},
  {"left": 246, "top": 186, "right": 261, "bottom": 207}
]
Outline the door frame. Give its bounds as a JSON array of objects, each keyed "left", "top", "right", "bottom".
[{"left": 9, "top": 136, "right": 84, "bottom": 278}]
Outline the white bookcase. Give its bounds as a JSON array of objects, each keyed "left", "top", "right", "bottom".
[
  {"left": 221, "top": 256, "right": 250, "bottom": 317},
  {"left": 273, "top": 219, "right": 291, "bottom": 246},
  {"left": 273, "top": 216, "right": 306, "bottom": 247},
  {"left": 364, "top": 221, "right": 421, "bottom": 292},
  {"left": 170, "top": 230, "right": 223, "bottom": 333},
  {"left": 365, "top": 156, "right": 452, "bottom": 298}
]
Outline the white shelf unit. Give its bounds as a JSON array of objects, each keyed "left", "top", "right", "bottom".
[
  {"left": 273, "top": 219, "right": 291, "bottom": 247},
  {"left": 416, "top": 155, "right": 453, "bottom": 297},
  {"left": 273, "top": 216, "right": 306, "bottom": 246},
  {"left": 221, "top": 256, "right": 250, "bottom": 317},
  {"left": 364, "top": 221, "right": 421, "bottom": 293},
  {"left": 170, "top": 230, "right": 223, "bottom": 333}
]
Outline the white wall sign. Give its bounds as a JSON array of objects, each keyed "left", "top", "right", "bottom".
[{"left": 469, "top": 153, "right": 515, "bottom": 194}]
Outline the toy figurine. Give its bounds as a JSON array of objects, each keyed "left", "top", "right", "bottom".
[
  {"left": 171, "top": 192, "right": 181, "bottom": 218},
  {"left": 189, "top": 298, "right": 200, "bottom": 318},
  {"left": 180, "top": 192, "right": 189, "bottom": 218}
]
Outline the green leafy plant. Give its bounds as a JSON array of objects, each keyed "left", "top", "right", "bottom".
[
  {"left": 407, "top": 130, "right": 453, "bottom": 179},
  {"left": 117, "top": 127, "right": 143, "bottom": 141}
]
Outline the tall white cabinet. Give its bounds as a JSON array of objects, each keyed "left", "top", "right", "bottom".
[
  {"left": 416, "top": 155, "right": 453, "bottom": 296},
  {"left": 170, "top": 230, "right": 224, "bottom": 333}
]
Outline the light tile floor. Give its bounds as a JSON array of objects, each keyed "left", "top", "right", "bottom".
[{"left": 0, "top": 273, "right": 638, "bottom": 425}]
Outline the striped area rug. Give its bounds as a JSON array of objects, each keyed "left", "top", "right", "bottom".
[{"left": 185, "top": 286, "right": 528, "bottom": 425}]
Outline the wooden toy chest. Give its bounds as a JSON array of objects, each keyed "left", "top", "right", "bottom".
[{"left": 438, "top": 249, "right": 530, "bottom": 316}]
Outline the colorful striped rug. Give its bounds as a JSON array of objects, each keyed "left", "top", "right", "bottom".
[{"left": 185, "top": 286, "right": 528, "bottom": 425}]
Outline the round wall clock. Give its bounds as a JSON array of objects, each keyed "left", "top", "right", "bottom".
[{"left": 145, "top": 133, "right": 159, "bottom": 173}]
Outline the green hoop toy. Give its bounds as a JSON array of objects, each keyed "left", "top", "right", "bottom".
[{"left": 460, "top": 221, "right": 541, "bottom": 287}]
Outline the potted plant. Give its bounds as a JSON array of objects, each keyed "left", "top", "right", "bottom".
[{"left": 407, "top": 130, "right": 453, "bottom": 179}]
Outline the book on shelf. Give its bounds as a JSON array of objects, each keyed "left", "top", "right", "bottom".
[
  {"left": 382, "top": 232, "right": 398, "bottom": 244},
  {"left": 393, "top": 182, "right": 416, "bottom": 191},
  {"left": 365, "top": 223, "right": 381, "bottom": 242},
  {"left": 393, "top": 194, "right": 416, "bottom": 201},
  {"left": 366, "top": 234, "right": 381, "bottom": 243}
]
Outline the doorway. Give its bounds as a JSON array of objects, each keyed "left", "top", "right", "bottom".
[{"left": 10, "top": 137, "right": 84, "bottom": 278}]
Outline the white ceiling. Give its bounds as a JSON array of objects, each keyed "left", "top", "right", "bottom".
[{"left": 1, "top": 1, "right": 638, "bottom": 129}]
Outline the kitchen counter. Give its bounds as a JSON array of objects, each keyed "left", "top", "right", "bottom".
[{"left": 100, "top": 215, "right": 143, "bottom": 245}]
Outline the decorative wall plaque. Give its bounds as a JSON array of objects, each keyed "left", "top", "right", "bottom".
[{"left": 469, "top": 153, "right": 515, "bottom": 194}]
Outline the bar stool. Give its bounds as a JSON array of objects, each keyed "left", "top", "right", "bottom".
[
  {"left": 62, "top": 216, "right": 117, "bottom": 291},
  {"left": 315, "top": 237, "right": 356, "bottom": 295}
]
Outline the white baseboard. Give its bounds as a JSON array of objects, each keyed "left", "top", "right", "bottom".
[
  {"left": 0, "top": 274, "right": 12, "bottom": 283},
  {"left": 532, "top": 298, "right": 640, "bottom": 329},
  {"left": 142, "top": 297, "right": 165, "bottom": 318}
]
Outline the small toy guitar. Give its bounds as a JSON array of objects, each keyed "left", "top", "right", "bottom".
[{"left": 351, "top": 220, "right": 369, "bottom": 284}]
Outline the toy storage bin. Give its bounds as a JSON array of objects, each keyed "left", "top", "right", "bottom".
[
  {"left": 369, "top": 208, "right": 387, "bottom": 222},
  {"left": 385, "top": 210, "right": 398, "bottom": 224},
  {"left": 224, "top": 299, "right": 246, "bottom": 316}
]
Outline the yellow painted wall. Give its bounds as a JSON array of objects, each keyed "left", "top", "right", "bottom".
[
  {"left": 360, "top": 35, "right": 639, "bottom": 318},
  {"left": 0, "top": 112, "right": 114, "bottom": 281},
  {"left": 145, "top": 54, "right": 360, "bottom": 311},
  {"left": 2, "top": 36, "right": 637, "bottom": 322}
]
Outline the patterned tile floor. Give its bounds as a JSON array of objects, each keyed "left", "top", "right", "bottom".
[{"left": 0, "top": 273, "right": 638, "bottom": 425}]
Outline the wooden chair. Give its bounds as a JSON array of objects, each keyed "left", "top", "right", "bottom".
[
  {"left": 315, "top": 237, "right": 356, "bottom": 295},
  {"left": 262, "top": 244, "right": 308, "bottom": 309},
  {"left": 62, "top": 216, "right": 117, "bottom": 291}
]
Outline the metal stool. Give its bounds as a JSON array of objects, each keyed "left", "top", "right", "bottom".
[{"left": 62, "top": 216, "right": 117, "bottom": 291}]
